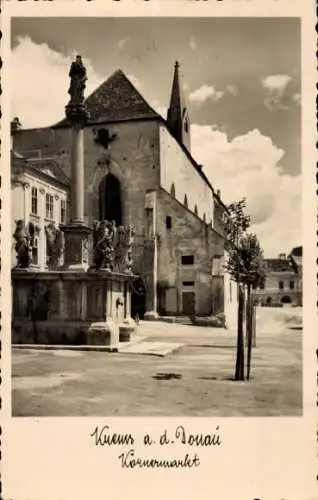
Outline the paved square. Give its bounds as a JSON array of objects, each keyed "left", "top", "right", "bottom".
[{"left": 12, "top": 308, "right": 302, "bottom": 417}]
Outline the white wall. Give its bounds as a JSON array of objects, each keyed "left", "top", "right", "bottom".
[
  {"left": 11, "top": 171, "right": 68, "bottom": 269},
  {"left": 159, "top": 126, "right": 214, "bottom": 224}
]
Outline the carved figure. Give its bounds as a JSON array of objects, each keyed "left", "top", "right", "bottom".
[
  {"left": 113, "top": 225, "right": 135, "bottom": 273},
  {"left": 93, "top": 220, "right": 116, "bottom": 270},
  {"left": 13, "top": 220, "right": 33, "bottom": 267},
  {"left": 123, "top": 225, "right": 135, "bottom": 273},
  {"left": 45, "top": 223, "right": 64, "bottom": 268},
  {"left": 68, "top": 55, "right": 87, "bottom": 106}
]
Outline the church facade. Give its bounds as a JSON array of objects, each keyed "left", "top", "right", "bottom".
[{"left": 12, "top": 61, "right": 237, "bottom": 326}]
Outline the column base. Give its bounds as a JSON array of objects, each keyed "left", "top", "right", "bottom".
[
  {"left": 144, "top": 311, "right": 159, "bottom": 320},
  {"left": 61, "top": 223, "right": 91, "bottom": 270}
]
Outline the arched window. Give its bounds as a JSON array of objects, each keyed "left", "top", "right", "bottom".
[
  {"left": 99, "top": 173, "right": 122, "bottom": 225},
  {"left": 184, "top": 194, "right": 188, "bottom": 208}
]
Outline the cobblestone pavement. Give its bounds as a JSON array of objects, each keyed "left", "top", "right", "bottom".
[{"left": 12, "top": 308, "right": 302, "bottom": 417}]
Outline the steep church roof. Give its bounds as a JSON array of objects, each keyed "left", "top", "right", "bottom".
[{"left": 54, "top": 70, "right": 160, "bottom": 127}]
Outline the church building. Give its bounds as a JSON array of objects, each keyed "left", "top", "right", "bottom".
[{"left": 11, "top": 61, "right": 237, "bottom": 326}]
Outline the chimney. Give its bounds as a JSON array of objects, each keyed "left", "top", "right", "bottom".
[
  {"left": 11, "top": 117, "right": 22, "bottom": 151},
  {"left": 217, "top": 189, "right": 221, "bottom": 198}
]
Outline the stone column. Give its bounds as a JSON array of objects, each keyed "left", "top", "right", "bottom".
[
  {"left": 61, "top": 56, "right": 91, "bottom": 271},
  {"left": 143, "top": 191, "right": 159, "bottom": 320}
]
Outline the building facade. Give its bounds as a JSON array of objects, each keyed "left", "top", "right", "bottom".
[
  {"left": 11, "top": 150, "right": 70, "bottom": 270},
  {"left": 253, "top": 251, "right": 302, "bottom": 306},
  {"left": 12, "top": 62, "right": 237, "bottom": 324}
]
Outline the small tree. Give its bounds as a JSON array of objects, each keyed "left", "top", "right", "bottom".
[
  {"left": 222, "top": 199, "right": 251, "bottom": 381},
  {"left": 226, "top": 233, "right": 267, "bottom": 379},
  {"left": 223, "top": 199, "right": 266, "bottom": 381}
]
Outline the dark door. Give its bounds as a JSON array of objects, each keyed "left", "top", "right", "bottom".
[{"left": 182, "top": 291, "right": 195, "bottom": 315}]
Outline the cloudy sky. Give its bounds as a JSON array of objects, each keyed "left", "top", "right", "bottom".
[{"left": 11, "top": 17, "right": 301, "bottom": 257}]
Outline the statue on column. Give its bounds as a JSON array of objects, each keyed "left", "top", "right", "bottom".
[
  {"left": 68, "top": 55, "right": 87, "bottom": 106},
  {"left": 65, "top": 55, "right": 90, "bottom": 124}
]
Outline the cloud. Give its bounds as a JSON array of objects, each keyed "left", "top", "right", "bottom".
[
  {"left": 117, "top": 38, "right": 129, "bottom": 50},
  {"left": 189, "top": 37, "right": 197, "bottom": 50},
  {"left": 189, "top": 84, "right": 224, "bottom": 104},
  {"left": 151, "top": 100, "right": 167, "bottom": 119},
  {"left": 226, "top": 85, "right": 237, "bottom": 96},
  {"left": 11, "top": 36, "right": 105, "bottom": 128},
  {"left": 126, "top": 74, "right": 142, "bottom": 90},
  {"left": 191, "top": 125, "right": 301, "bottom": 256},
  {"left": 293, "top": 93, "right": 301, "bottom": 105},
  {"left": 262, "top": 74, "right": 292, "bottom": 111}
]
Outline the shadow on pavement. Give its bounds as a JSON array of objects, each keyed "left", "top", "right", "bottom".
[{"left": 152, "top": 373, "right": 182, "bottom": 380}]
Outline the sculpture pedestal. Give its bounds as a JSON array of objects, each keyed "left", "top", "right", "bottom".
[
  {"left": 86, "top": 320, "right": 119, "bottom": 349},
  {"left": 61, "top": 224, "right": 91, "bottom": 271}
]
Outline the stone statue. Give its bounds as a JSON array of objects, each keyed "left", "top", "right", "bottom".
[
  {"left": 13, "top": 220, "right": 32, "bottom": 268},
  {"left": 45, "top": 223, "right": 64, "bottom": 268},
  {"left": 68, "top": 55, "right": 87, "bottom": 106},
  {"left": 123, "top": 225, "right": 135, "bottom": 273},
  {"left": 113, "top": 225, "right": 135, "bottom": 273},
  {"left": 93, "top": 220, "right": 116, "bottom": 270}
]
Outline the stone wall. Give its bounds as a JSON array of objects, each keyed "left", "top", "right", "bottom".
[
  {"left": 159, "top": 125, "right": 214, "bottom": 224},
  {"left": 156, "top": 188, "right": 225, "bottom": 316}
]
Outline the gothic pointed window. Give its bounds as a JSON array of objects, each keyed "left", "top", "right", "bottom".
[{"left": 99, "top": 173, "right": 122, "bottom": 225}]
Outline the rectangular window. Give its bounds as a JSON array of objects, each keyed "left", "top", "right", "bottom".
[
  {"left": 31, "top": 187, "right": 38, "bottom": 215},
  {"left": 279, "top": 281, "right": 284, "bottom": 290},
  {"left": 166, "top": 216, "right": 172, "bottom": 230},
  {"left": 290, "top": 280, "right": 295, "bottom": 290},
  {"left": 181, "top": 255, "right": 194, "bottom": 265},
  {"left": 46, "top": 193, "right": 54, "bottom": 220},
  {"left": 60, "top": 199, "right": 66, "bottom": 224},
  {"left": 260, "top": 281, "right": 265, "bottom": 290},
  {"left": 182, "top": 281, "right": 194, "bottom": 287}
]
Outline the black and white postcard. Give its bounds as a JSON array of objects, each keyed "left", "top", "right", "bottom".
[{"left": 0, "top": 1, "right": 316, "bottom": 499}]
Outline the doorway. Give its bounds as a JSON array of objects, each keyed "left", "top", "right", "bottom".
[
  {"left": 182, "top": 291, "right": 195, "bottom": 315},
  {"left": 99, "top": 173, "right": 122, "bottom": 225}
]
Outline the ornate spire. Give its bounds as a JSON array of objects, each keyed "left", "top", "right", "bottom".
[{"left": 166, "top": 60, "right": 191, "bottom": 152}]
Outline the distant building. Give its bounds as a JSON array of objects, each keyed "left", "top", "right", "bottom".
[
  {"left": 11, "top": 149, "right": 70, "bottom": 270},
  {"left": 253, "top": 249, "right": 302, "bottom": 306}
]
